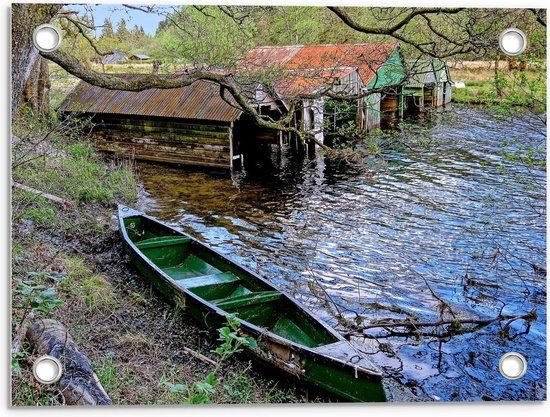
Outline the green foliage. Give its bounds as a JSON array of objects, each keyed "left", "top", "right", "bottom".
[
  {"left": 499, "top": 137, "right": 546, "bottom": 168},
  {"left": 100, "top": 18, "right": 115, "bottom": 39},
  {"left": 186, "top": 372, "right": 219, "bottom": 404},
  {"left": 221, "top": 366, "right": 256, "bottom": 403},
  {"left": 152, "top": 6, "right": 256, "bottom": 67},
  {"left": 93, "top": 355, "right": 118, "bottom": 393},
  {"left": 160, "top": 315, "right": 257, "bottom": 404},
  {"left": 13, "top": 279, "right": 64, "bottom": 315},
  {"left": 213, "top": 315, "right": 257, "bottom": 361},
  {"left": 22, "top": 203, "right": 59, "bottom": 229},
  {"left": 323, "top": 99, "right": 369, "bottom": 150},
  {"left": 116, "top": 19, "right": 131, "bottom": 43},
  {"left": 12, "top": 112, "right": 138, "bottom": 218}
]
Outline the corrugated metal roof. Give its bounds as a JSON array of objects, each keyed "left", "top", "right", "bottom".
[
  {"left": 129, "top": 54, "right": 151, "bottom": 60},
  {"left": 59, "top": 78, "right": 243, "bottom": 123},
  {"left": 98, "top": 51, "right": 127, "bottom": 65},
  {"left": 432, "top": 60, "right": 450, "bottom": 83},
  {"left": 240, "top": 43, "right": 398, "bottom": 86},
  {"left": 404, "top": 59, "right": 449, "bottom": 88},
  {"left": 404, "top": 60, "right": 433, "bottom": 88},
  {"left": 273, "top": 67, "right": 357, "bottom": 96}
]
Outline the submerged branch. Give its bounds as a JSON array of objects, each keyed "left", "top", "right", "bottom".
[{"left": 344, "top": 309, "right": 537, "bottom": 339}]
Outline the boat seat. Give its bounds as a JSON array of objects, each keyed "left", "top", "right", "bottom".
[
  {"left": 135, "top": 235, "right": 191, "bottom": 250},
  {"left": 213, "top": 291, "right": 282, "bottom": 310},
  {"left": 177, "top": 272, "right": 240, "bottom": 288}
]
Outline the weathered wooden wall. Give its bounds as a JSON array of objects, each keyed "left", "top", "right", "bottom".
[
  {"left": 380, "top": 95, "right": 399, "bottom": 114},
  {"left": 364, "top": 93, "right": 381, "bottom": 132},
  {"left": 90, "top": 115, "right": 233, "bottom": 169},
  {"left": 424, "top": 87, "right": 434, "bottom": 107},
  {"left": 443, "top": 83, "right": 452, "bottom": 104},
  {"left": 435, "top": 84, "right": 445, "bottom": 107}
]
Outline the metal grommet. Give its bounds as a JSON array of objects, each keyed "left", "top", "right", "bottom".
[
  {"left": 499, "top": 28, "right": 527, "bottom": 56},
  {"left": 499, "top": 352, "right": 527, "bottom": 380},
  {"left": 32, "top": 355, "right": 63, "bottom": 384},
  {"left": 32, "top": 24, "right": 62, "bottom": 53}
]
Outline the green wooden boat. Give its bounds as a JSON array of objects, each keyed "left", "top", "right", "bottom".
[{"left": 118, "top": 205, "right": 387, "bottom": 402}]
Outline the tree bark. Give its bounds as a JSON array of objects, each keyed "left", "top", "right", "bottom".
[
  {"left": 11, "top": 3, "right": 61, "bottom": 117},
  {"left": 26, "top": 319, "right": 112, "bottom": 406},
  {"left": 37, "top": 57, "right": 51, "bottom": 117},
  {"left": 22, "top": 57, "right": 50, "bottom": 116}
]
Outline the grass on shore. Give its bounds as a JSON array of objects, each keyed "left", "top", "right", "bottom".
[{"left": 450, "top": 66, "right": 546, "bottom": 108}]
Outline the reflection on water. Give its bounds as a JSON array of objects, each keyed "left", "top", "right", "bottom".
[{"left": 136, "top": 106, "right": 546, "bottom": 401}]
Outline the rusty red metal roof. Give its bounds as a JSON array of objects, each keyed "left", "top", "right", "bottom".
[
  {"left": 273, "top": 67, "right": 357, "bottom": 97},
  {"left": 59, "top": 78, "right": 243, "bottom": 123},
  {"left": 240, "top": 43, "right": 398, "bottom": 87}
]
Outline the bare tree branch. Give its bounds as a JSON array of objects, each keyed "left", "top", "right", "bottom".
[{"left": 328, "top": 7, "right": 464, "bottom": 36}]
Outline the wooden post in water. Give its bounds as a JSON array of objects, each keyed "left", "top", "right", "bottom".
[{"left": 307, "top": 137, "right": 316, "bottom": 158}]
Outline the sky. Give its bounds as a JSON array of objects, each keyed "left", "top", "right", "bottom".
[{"left": 71, "top": 4, "right": 172, "bottom": 37}]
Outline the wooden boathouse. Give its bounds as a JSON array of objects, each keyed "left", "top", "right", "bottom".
[
  {"left": 60, "top": 48, "right": 449, "bottom": 170},
  {"left": 402, "top": 59, "right": 452, "bottom": 111},
  {"left": 59, "top": 79, "right": 246, "bottom": 169},
  {"left": 240, "top": 43, "right": 406, "bottom": 141}
]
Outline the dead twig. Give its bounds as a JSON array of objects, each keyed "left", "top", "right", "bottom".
[{"left": 182, "top": 347, "right": 217, "bottom": 366}]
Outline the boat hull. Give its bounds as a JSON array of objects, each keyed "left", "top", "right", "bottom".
[{"left": 119, "top": 206, "right": 387, "bottom": 402}]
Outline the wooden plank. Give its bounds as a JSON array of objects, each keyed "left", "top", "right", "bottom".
[
  {"left": 95, "top": 117, "right": 230, "bottom": 133},
  {"left": 177, "top": 272, "right": 240, "bottom": 288},
  {"left": 95, "top": 139, "right": 230, "bottom": 154},
  {"left": 87, "top": 116, "right": 235, "bottom": 169},
  {"left": 135, "top": 236, "right": 192, "bottom": 250},
  {"left": 182, "top": 347, "right": 217, "bottom": 365},
  {"left": 96, "top": 134, "right": 230, "bottom": 148},
  {"left": 12, "top": 181, "right": 74, "bottom": 209},
  {"left": 105, "top": 151, "right": 231, "bottom": 169},
  {"left": 98, "top": 123, "right": 231, "bottom": 140},
  {"left": 214, "top": 291, "right": 282, "bottom": 310},
  {"left": 96, "top": 143, "right": 230, "bottom": 161}
]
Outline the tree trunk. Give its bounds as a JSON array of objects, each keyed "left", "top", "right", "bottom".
[
  {"left": 494, "top": 56, "right": 504, "bottom": 97},
  {"left": 22, "top": 57, "right": 51, "bottom": 117},
  {"left": 37, "top": 57, "right": 51, "bottom": 117},
  {"left": 26, "top": 319, "right": 113, "bottom": 406},
  {"left": 11, "top": 3, "right": 61, "bottom": 117}
]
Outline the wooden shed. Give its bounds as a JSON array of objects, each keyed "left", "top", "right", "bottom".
[
  {"left": 433, "top": 60, "right": 452, "bottom": 106},
  {"left": 59, "top": 79, "right": 245, "bottom": 169},
  {"left": 240, "top": 43, "right": 406, "bottom": 140},
  {"left": 129, "top": 54, "right": 151, "bottom": 61},
  {"left": 94, "top": 50, "right": 127, "bottom": 65},
  {"left": 402, "top": 59, "right": 452, "bottom": 110}
]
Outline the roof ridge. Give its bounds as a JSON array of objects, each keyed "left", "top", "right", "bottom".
[{"left": 249, "top": 42, "right": 398, "bottom": 50}]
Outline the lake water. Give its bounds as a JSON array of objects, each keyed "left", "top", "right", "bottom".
[{"left": 136, "top": 105, "right": 546, "bottom": 401}]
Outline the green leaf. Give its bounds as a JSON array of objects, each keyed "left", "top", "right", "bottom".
[
  {"left": 162, "top": 382, "right": 187, "bottom": 393},
  {"left": 204, "top": 371, "right": 219, "bottom": 387},
  {"left": 11, "top": 358, "right": 21, "bottom": 374},
  {"left": 193, "top": 381, "right": 216, "bottom": 395},
  {"left": 245, "top": 337, "right": 258, "bottom": 348}
]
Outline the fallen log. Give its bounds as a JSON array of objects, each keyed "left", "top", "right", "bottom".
[
  {"left": 12, "top": 181, "right": 74, "bottom": 209},
  {"left": 26, "top": 319, "right": 112, "bottom": 405}
]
